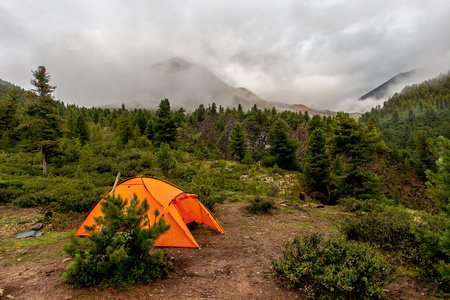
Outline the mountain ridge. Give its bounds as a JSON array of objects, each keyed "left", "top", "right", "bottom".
[{"left": 132, "top": 57, "right": 325, "bottom": 114}]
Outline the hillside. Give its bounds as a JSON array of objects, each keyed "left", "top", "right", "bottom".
[
  {"left": 362, "top": 71, "right": 450, "bottom": 142},
  {"left": 359, "top": 68, "right": 448, "bottom": 101},
  {"left": 359, "top": 70, "right": 419, "bottom": 100}
]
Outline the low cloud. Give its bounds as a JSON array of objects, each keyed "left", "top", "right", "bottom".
[{"left": 0, "top": 0, "right": 449, "bottom": 112}]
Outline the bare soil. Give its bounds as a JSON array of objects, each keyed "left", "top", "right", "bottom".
[{"left": 0, "top": 202, "right": 438, "bottom": 300}]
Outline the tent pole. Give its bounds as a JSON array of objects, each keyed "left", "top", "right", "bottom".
[{"left": 111, "top": 172, "right": 121, "bottom": 197}]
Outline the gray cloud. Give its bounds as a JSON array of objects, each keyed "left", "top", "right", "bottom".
[{"left": 0, "top": 0, "right": 449, "bottom": 112}]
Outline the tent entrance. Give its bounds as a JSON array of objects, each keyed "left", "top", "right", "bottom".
[{"left": 173, "top": 200, "right": 198, "bottom": 229}]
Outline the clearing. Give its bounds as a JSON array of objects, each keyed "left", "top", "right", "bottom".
[{"left": 0, "top": 201, "right": 436, "bottom": 299}]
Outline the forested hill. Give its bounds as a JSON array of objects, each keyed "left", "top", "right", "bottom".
[
  {"left": 361, "top": 71, "right": 450, "bottom": 176},
  {"left": 0, "top": 78, "right": 26, "bottom": 96}
]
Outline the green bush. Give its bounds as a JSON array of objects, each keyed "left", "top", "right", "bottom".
[
  {"left": 340, "top": 207, "right": 417, "bottom": 252},
  {"left": 7, "top": 176, "right": 110, "bottom": 212},
  {"left": 0, "top": 178, "right": 25, "bottom": 203},
  {"left": 340, "top": 207, "right": 450, "bottom": 294},
  {"left": 247, "top": 196, "right": 275, "bottom": 214},
  {"left": 271, "top": 233, "right": 396, "bottom": 299},
  {"left": 63, "top": 194, "right": 172, "bottom": 288},
  {"left": 339, "top": 197, "right": 383, "bottom": 213}
]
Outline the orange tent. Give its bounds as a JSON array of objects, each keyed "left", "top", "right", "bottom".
[{"left": 75, "top": 177, "right": 225, "bottom": 248}]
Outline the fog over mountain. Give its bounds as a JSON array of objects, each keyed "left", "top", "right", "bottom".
[
  {"left": 1, "top": 1, "right": 450, "bottom": 112},
  {"left": 358, "top": 67, "right": 449, "bottom": 103},
  {"left": 108, "top": 57, "right": 322, "bottom": 114}
]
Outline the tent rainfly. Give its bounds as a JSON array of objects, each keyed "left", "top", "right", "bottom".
[{"left": 75, "top": 177, "right": 225, "bottom": 248}]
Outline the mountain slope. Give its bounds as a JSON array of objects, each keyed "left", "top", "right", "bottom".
[
  {"left": 124, "top": 57, "right": 323, "bottom": 114},
  {"left": 359, "top": 70, "right": 419, "bottom": 100}
]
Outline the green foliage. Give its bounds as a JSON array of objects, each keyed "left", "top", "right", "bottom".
[
  {"left": 307, "top": 115, "right": 324, "bottom": 134},
  {"left": 340, "top": 205, "right": 449, "bottom": 293},
  {"left": 338, "top": 197, "right": 383, "bottom": 213},
  {"left": 153, "top": 99, "right": 177, "bottom": 145},
  {"left": 0, "top": 89, "right": 20, "bottom": 149},
  {"left": 230, "top": 122, "right": 247, "bottom": 163},
  {"left": 115, "top": 110, "right": 132, "bottom": 148},
  {"left": 63, "top": 194, "right": 172, "bottom": 287},
  {"left": 340, "top": 207, "right": 418, "bottom": 252},
  {"left": 19, "top": 66, "right": 61, "bottom": 175},
  {"left": 0, "top": 173, "right": 110, "bottom": 212},
  {"left": 415, "top": 130, "right": 437, "bottom": 177},
  {"left": 331, "top": 113, "right": 385, "bottom": 200},
  {"left": 191, "top": 163, "right": 215, "bottom": 211},
  {"left": 426, "top": 136, "right": 450, "bottom": 214},
  {"left": 303, "top": 128, "right": 330, "bottom": 201},
  {"left": 157, "top": 143, "right": 176, "bottom": 176},
  {"left": 361, "top": 72, "right": 450, "bottom": 172},
  {"left": 247, "top": 196, "right": 275, "bottom": 214},
  {"left": 74, "top": 112, "right": 90, "bottom": 144},
  {"left": 271, "top": 233, "right": 396, "bottom": 299},
  {"left": 268, "top": 119, "right": 299, "bottom": 170}
]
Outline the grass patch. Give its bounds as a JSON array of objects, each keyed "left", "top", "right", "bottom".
[
  {"left": 0, "top": 230, "right": 73, "bottom": 266},
  {"left": 0, "top": 230, "right": 74, "bottom": 252}
]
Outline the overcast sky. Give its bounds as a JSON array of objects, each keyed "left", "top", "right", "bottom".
[{"left": 1, "top": 0, "right": 450, "bottom": 112}]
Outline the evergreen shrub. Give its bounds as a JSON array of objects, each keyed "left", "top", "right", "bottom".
[
  {"left": 340, "top": 206, "right": 449, "bottom": 294},
  {"left": 271, "top": 233, "right": 396, "bottom": 299},
  {"left": 248, "top": 196, "right": 275, "bottom": 214},
  {"left": 63, "top": 194, "right": 172, "bottom": 288}
]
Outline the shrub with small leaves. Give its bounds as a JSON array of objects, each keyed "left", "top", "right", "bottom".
[
  {"left": 340, "top": 206, "right": 449, "bottom": 294},
  {"left": 248, "top": 196, "right": 275, "bottom": 214},
  {"left": 271, "top": 233, "right": 396, "bottom": 299},
  {"left": 63, "top": 193, "right": 172, "bottom": 288}
]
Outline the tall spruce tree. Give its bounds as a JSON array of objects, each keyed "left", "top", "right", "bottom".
[
  {"left": 331, "top": 112, "right": 382, "bottom": 199},
  {"left": 116, "top": 110, "right": 132, "bottom": 148},
  {"left": 268, "top": 119, "right": 299, "bottom": 170},
  {"left": 153, "top": 99, "right": 177, "bottom": 146},
  {"left": 74, "top": 112, "right": 89, "bottom": 144},
  {"left": 20, "top": 66, "right": 61, "bottom": 175},
  {"left": 303, "top": 128, "right": 330, "bottom": 200},
  {"left": 416, "top": 130, "right": 437, "bottom": 177},
  {"left": 230, "top": 122, "right": 247, "bottom": 163}
]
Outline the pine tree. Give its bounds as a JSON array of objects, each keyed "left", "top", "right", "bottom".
[
  {"left": 230, "top": 123, "right": 247, "bottom": 163},
  {"left": 153, "top": 99, "right": 177, "bottom": 146},
  {"left": 210, "top": 102, "right": 217, "bottom": 115},
  {"left": 307, "top": 115, "right": 324, "bottom": 134},
  {"left": 268, "top": 119, "right": 299, "bottom": 170},
  {"left": 416, "top": 130, "right": 437, "bottom": 177},
  {"left": 63, "top": 194, "right": 171, "bottom": 287},
  {"left": 19, "top": 66, "right": 61, "bottom": 175},
  {"left": 74, "top": 112, "right": 89, "bottom": 144},
  {"left": 331, "top": 112, "right": 382, "bottom": 199},
  {"left": 426, "top": 136, "right": 450, "bottom": 214},
  {"left": 195, "top": 104, "right": 206, "bottom": 122},
  {"left": 65, "top": 109, "right": 76, "bottom": 138},
  {"left": 303, "top": 128, "right": 331, "bottom": 200},
  {"left": 116, "top": 110, "right": 132, "bottom": 148},
  {"left": 157, "top": 142, "right": 176, "bottom": 176}
]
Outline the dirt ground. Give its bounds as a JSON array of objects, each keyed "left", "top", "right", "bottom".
[{"left": 0, "top": 202, "right": 438, "bottom": 300}]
